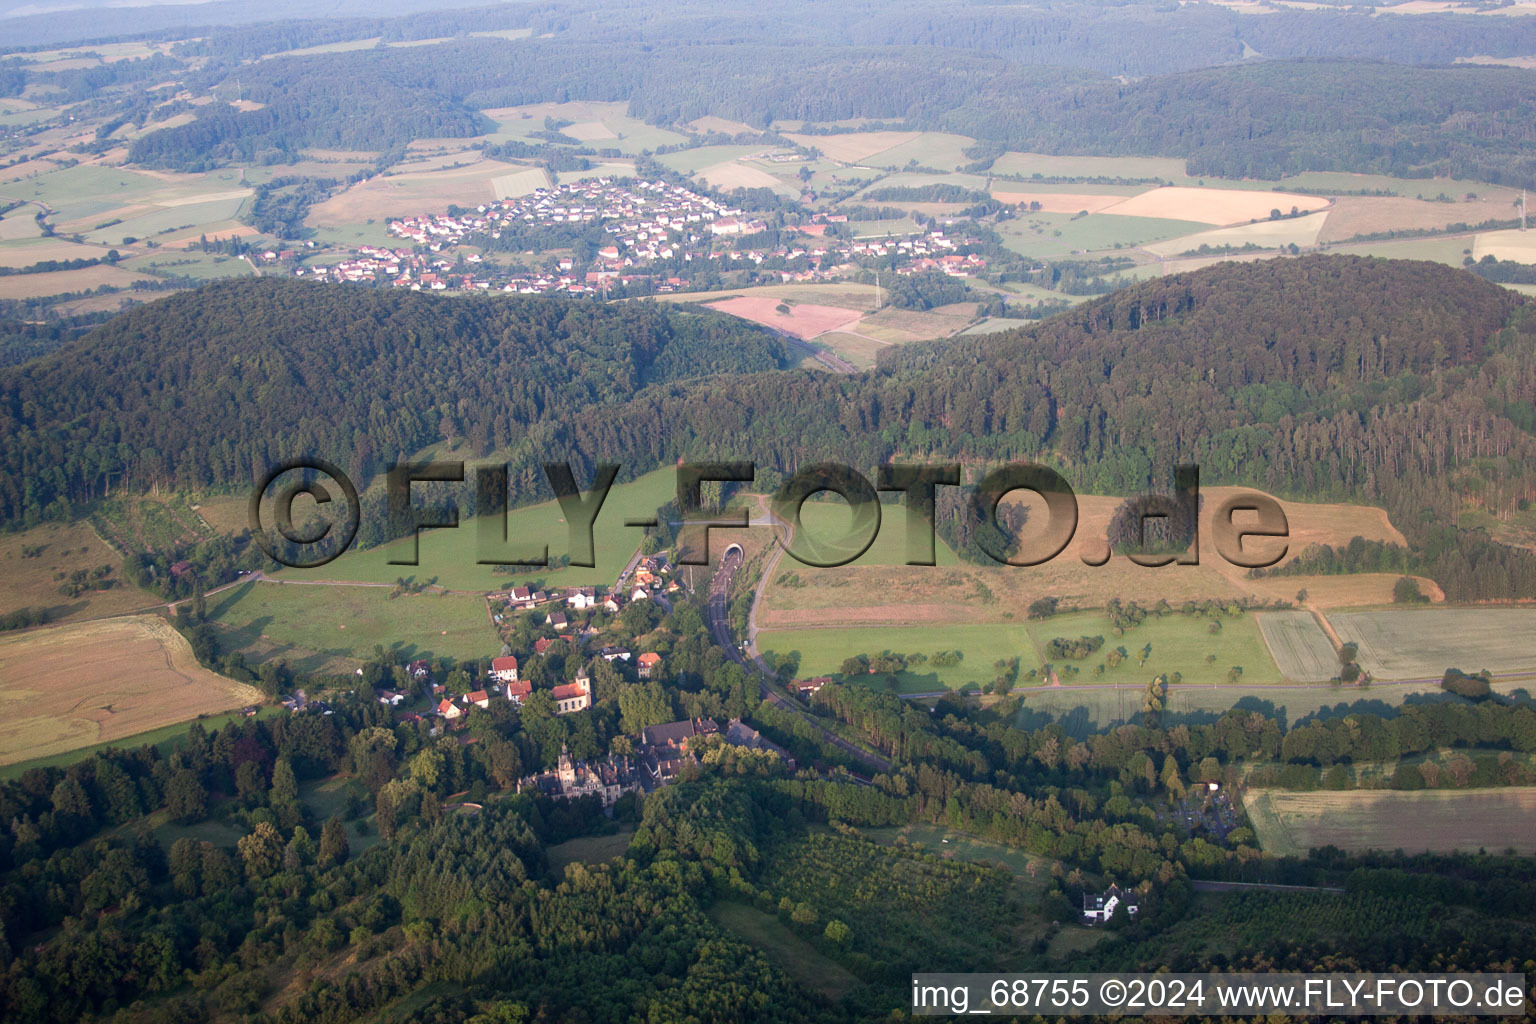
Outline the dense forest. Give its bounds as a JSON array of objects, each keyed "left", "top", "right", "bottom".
[
  {"left": 56, "top": 8, "right": 1533, "bottom": 185},
  {"left": 0, "top": 280, "right": 786, "bottom": 528}
]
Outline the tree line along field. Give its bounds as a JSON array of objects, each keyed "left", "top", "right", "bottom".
[
  {"left": 1242, "top": 788, "right": 1536, "bottom": 857},
  {"left": 0, "top": 615, "right": 262, "bottom": 766}
]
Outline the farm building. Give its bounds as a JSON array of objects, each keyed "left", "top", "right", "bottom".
[{"left": 1083, "top": 884, "right": 1139, "bottom": 923}]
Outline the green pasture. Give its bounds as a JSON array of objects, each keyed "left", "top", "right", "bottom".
[
  {"left": 998, "top": 212, "right": 1209, "bottom": 258},
  {"left": 206, "top": 580, "right": 499, "bottom": 664},
  {"left": 1025, "top": 610, "right": 1282, "bottom": 687},
  {"left": 758, "top": 623, "right": 1041, "bottom": 693},
  {"left": 278, "top": 466, "right": 675, "bottom": 591}
]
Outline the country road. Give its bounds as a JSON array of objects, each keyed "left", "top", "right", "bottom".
[{"left": 704, "top": 536, "right": 893, "bottom": 773}]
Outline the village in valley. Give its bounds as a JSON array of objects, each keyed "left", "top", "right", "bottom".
[
  {"left": 276, "top": 550, "right": 793, "bottom": 810},
  {"left": 295, "top": 177, "right": 987, "bottom": 296}
]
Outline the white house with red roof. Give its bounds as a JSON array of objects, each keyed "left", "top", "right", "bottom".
[
  {"left": 551, "top": 676, "right": 592, "bottom": 715},
  {"left": 491, "top": 655, "right": 520, "bottom": 683}
]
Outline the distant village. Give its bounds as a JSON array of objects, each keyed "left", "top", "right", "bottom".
[{"left": 285, "top": 178, "right": 987, "bottom": 295}]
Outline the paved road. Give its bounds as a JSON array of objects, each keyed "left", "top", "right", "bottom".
[{"left": 705, "top": 544, "right": 893, "bottom": 772}]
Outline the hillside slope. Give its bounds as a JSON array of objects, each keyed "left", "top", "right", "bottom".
[{"left": 0, "top": 279, "right": 787, "bottom": 528}]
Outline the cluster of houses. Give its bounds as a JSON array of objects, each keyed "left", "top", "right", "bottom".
[
  {"left": 309, "top": 175, "right": 990, "bottom": 295},
  {"left": 516, "top": 716, "right": 793, "bottom": 806},
  {"left": 430, "top": 654, "right": 600, "bottom": 720}
]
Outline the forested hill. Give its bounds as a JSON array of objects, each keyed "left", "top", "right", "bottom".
[
  {"left": 552, "top": 256, "right": 1536, "bottom": 597},
  {"left": 116, "top": 23, "right": 1536, "bottom": 184},
  {"left": 0, "top": 279, "right": 786, "bottom": 529},
  {"left": 562, "top": 257, "right": 1529, "bottom": 495}
]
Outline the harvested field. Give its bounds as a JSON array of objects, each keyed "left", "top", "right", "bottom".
[
  {"left": 1329, "top": 609, "right": 1536, "bottom": 680},
  {"left": 692, "top": 161, "right": 787, "bottom": 192},
  {"left": 856, "top": 306, "right": 973, "bottom": 340},
  {"left": 1257, "top": 611, "right": 1338, "bottom": 682},
  {"left": 0, "top": 265, "right": 154, "bottom": 299},
  {"left": 1246, "top": 572, "right": 1440, "bottom": 610},
  {"left": 492, "top": 167, "right": 549, "bottom": 199},
  {"left": 813, "top": 331, "right": 889, "bottom": 369},
  {"left": 782, "top": 131, "right": 920, "bottom": 163},
  {"left": 0, "top": 237, "right": 116, "bottom": 267},
  {"left": 758, "top": 486, "right": 1410, "bottom": 628},
  {"left": 689, "top": 115, "right": 758, "bottom": 135},
  {"left": 0, "top": 520, "right": 156, "bottom": 623},
  {"left": 0, "top": 615, "right": 261, "bottom": 765},
  {"left": 307, "top": 159, "right": 521, "bottom": 225},
  {"left": 704, "top": 297, "right": 862, "bottom": 339},
  {"left": 562, "top": 121, "right": 617, "bottom": 141},
  {"left": 862, "top": 132, "right": 977, "bottom": 172},
  {"left": 1473, "top": 229, "right": 1536, "bottom": 264},
  {"left": 1319, "top": 195, "right": 1516, "bottom": 243},
  {"left": 1143, "top": 212, "right": 1329, "bottom": 256},
  {"left": 1101, "top": 187, "right": 1330, "bottom": 226},
  {"left": 655, "top": 281, "right": 873, "bottom": 308},
  {"left": 1243, "top": 788, "right": 1536, "bottom": 857}
]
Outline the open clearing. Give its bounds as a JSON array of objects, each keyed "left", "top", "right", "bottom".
[
  {"left": 0, "top": 519, "right": 156, "bottom": 623},
  {"left": 1329, "top": 609, "right": 1536, "bottom": 680},
  {"left": 860, "top": 824, "right": 1055, "bottom": 883},
  {"left": 783, "top": 131, "right": 921, "bottom": 163},
  {"left": 707, "top": 901, "right": 858, "bottom": 1001},
  {"left": 546, "top": 828, "right": 637, "bottom": 872},
  {"left": 206, "top": 580, "right": 499, "bottom": 664},
  {"left": 1243, "top": 788, "right": 1536, "bottom": 856},
  {"left": 1257, "top": 611, "right": 1339, "bottom": 682},
  {"left": 704, "top": 296, "right": 863, "bottom": 339},
  {"left": 1099, "top": 187, "right": 1331, "bottom": 225},
  {"left": 758, "top": 623, "right": 1041, "bottom": 693},
  {"left": 998, "top": 211, "right": 1209, "bottom": 259},
  {"left": 0, "top": 615, "right": 261, "bottom": 765},
  {"left": 277, "top": 466, "right": 675, "bottom": 591},
  {"left": 862, "top": 132, "right": 978, "bottom": 172}
]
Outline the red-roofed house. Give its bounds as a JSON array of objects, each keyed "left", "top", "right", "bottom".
[
  {"left": 504, "top": 679, "right": 532, "bottom": 704},
  {"left": 464, "top": 690, "right": 490, "bottom": 709},
  {"left": 491, "top": 655, "right": 520, "bottom": 683},
  {"left": 437, "top": 698, "right": 463, "bottom": 720},
  {"left": 551, "top": 676, "right": 592, "bottom": 715},
  {"left": 637, "top": 652, "right": 662, "bottom": 679}
]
